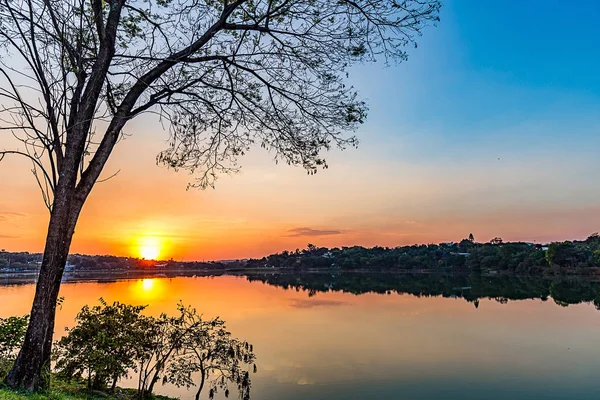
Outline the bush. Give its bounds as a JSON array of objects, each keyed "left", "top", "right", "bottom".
[
  {"left": 53, "top": 300, "right": 256, "bottom": 399},
  {"left": 53, "top": 299, "right": 151, "bottom": 392},
  {"left": 0, "top": 315, "right": 29, "bottom": 380}
]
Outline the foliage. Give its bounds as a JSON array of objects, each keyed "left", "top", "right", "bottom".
[
  {"left": 0, "top": 0, "right": 442, "bottom": 206},
  {"left": 246, "top": 233, "right": 600, "bottom": 274},
  {"left": 53, "top": 301, "right": 256, "bottom": 399},
  {"left": 0, "top": 316, "right": 28, "bottom": 380},
  {"left": 165, "top": 304, "right": 256, "bottom": 400},
  {"left": 0, "top": 378, "right": 175, "bottom": 399},
  {"left": 54, "top": 300, "right": 150, "bottom": 392}
]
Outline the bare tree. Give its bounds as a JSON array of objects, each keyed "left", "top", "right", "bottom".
[{"left": 0, "top": 0, "right": 441, "bottom": 390}]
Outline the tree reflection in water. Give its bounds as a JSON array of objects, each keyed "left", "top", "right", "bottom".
[{"left": 244, "top": 272, "right": 600, "bottom": 310}]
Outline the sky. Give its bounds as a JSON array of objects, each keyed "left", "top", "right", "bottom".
[{"left": 1, "top": 0, "right": 600, "bottom": 261}]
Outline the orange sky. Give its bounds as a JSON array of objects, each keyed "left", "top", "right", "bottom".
[
  {"left": 1, "top": 121, "right": 599, "bottom": 261},
  {"left": 2, "top": 111, "right": 600, "bottom": 260}
]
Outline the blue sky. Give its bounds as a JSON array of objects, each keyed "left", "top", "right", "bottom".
[{"left": 357, "top": 0, "right": 600, "bottom": 149}]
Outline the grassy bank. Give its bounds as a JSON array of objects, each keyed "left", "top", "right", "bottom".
[{"left": 0, "top": 380, "right": 176, "bottom": 400}]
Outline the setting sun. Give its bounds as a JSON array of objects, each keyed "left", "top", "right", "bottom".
[{"left": 136, "top": 236, "right": 163, "bottom": 260}]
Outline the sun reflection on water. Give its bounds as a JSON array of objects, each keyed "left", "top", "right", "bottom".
[
  {"left": 141, "top": 278, "right": 155, "bottom": 291},
  {"left": 130, "top": 278, "right": 165, "bottom": 302}
]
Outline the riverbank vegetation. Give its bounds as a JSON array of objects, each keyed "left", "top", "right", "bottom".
[
  {"left": 1, "top": 303, "right": 256, "bottom": 400},
  {"left": 0, "top": 380, "right": 173, "bottom": 400},
  {"left": 246, "top": 233, "right": 600, "bottom": 275},
  {"left": 2, "top": 234, "right": 599, "bottom": 277}
]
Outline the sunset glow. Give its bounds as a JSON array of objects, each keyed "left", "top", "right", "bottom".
[{"left": 136, "top": 236, "right": 163, "bottom": 260}]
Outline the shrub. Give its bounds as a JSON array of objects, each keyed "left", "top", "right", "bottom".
[
  {"left": 53, "top": 299, "right": 151, "bottom": 392},
  {"left": 53, "top": 300, "right": 256, "bottom": 399},
  {"left": 0, "top": 315, "right": 29, "bottom": 380}
]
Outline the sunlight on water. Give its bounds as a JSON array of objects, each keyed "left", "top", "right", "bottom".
[
  {"left": 141, "top": 278, "right": 155, "bottom": 291},
  {"left": 128, "top": 278, "right": 166, "bottom": 303}
]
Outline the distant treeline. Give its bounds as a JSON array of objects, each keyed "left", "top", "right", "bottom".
[
  {"left": 2, "top": 233, "right": 600, "bottom": 275},
  {"left": 66, "top": 254, "right": 223, "bottom": 271},
  {"left": 246, "top": 234, "right": 600, "bottom": 275},
  {"left": 0, "top": 252, "right": 228, "bottom": 272}
]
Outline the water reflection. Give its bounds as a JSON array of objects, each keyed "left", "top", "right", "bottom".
[
  {"left": 141, "top": 278, "right": 155, "bottom": 291},
  {"left": 243, "top": 272, "right": 600, "bottom": 309},
  {"left": 1, "top": 273, "right": 600, "bottom": 399}
]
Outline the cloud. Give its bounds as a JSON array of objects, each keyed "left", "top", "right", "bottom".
[
  {"left": 0, "top": 234, "right": 18, "bottom": 239},
  {"left": 0, "top": 212, "right": 29, "bottom": 222},
  {"left": 286, "top": 227, "right": 343, "bottom": 237},
  {"left": 289, "top": 299, "right": 348, "bottom": 309}
]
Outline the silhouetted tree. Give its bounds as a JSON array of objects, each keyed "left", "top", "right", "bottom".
[
  {"left": 0, "top": 0, "right": 441, "bottom": 389},
  {"left": 490, "top": 237, "right": 503, "bottom": 245},
  {"left": 165, "top": 304, "right": 256, "bottom": 400}
]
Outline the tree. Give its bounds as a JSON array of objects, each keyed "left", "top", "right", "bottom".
[
  {"left": 51, "top": 300, "right": 255, "bottom": 399},
  {"left": 468, "top": 233, "right": 474, "bottom": 242},
  {"left": 0, "top": 0, "right": 441, "bottom": 390},
  {"left": 165, "top": 304, "right": 256, "bottom": 400},
  {"left": 53, "top": 300, "right": 150, "bottom": 392},
  {"left": 136, "top": 313, "right": 182, "bottom": 398},
  {"left": 490, "top": 237, "right": 503, "bottom": 245},
  {"left": 545, "top": 241, "right": 588, "bottom": 269}
]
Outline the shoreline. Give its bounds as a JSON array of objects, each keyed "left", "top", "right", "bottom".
[{"left": 1, "top": 267, "right": 600, "bottom": 287}]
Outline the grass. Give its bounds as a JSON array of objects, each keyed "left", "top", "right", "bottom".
[{"left": 0, "top": 379, "right": 176, "bottom": 400}]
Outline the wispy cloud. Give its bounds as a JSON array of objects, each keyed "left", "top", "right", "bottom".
[
  {"left": 0, "top": 212, "right": 29, "bottom": 222},
  {"left": 0, "top": 234, "right": 18, "bottom": 239},
  {"left": 286, "top": 227, "right": 343, "bottom": 237},
  {"left": 289, "top": 299, "right": 348, "bottom": 309}
]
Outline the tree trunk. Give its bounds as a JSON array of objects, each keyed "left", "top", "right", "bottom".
[
  {"left": 110, "top": 374, "right": 118, "bottom": 393},
  {"left": 195, "top": 370, "right": 205, "bottom": 400},
  {"left": 146, "top": 369, "right": 160, "bottom": 396},
  {"left": 5, "top": 188, "right": 81, "bottom": 391}
]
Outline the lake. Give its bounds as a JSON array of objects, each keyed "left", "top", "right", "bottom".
[{"left": 1, "top": 273, "right": 600, "bottom": 400}]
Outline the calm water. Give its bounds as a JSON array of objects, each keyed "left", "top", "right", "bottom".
[{"left": 1, "top": 273, "right": 600, "bottom": 400}]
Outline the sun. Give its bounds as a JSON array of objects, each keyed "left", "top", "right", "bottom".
[
  {"left": 137, "top": 236, "right": 162, "bottom": 260},
  {"left": 140, "top": 245, "right": 160, "bottom": 260}
]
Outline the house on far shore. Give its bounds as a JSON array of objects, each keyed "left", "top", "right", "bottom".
[{"left": 452, "top": 252, "right": 470, "bottom": 257}]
